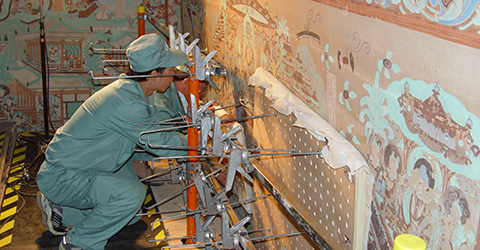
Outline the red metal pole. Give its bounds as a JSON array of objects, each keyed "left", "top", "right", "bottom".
[
  {"left": 186, "top": 59, "right": 199, "bottom": 244},
  {"left": 137, "top": 6, "right": 145, "bottom": 37},
  {"left": 165, "top": 0, "right": 169, "bottom": 28}
]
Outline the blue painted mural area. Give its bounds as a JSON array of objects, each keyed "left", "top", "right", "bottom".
[{"left": 365, "top": 0, "right": 480, "bottom": 29}]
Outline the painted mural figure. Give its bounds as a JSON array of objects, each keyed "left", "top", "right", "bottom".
[
  {"left": 369, "top": 137, "right": 409, "bottom": 248},
  {"left": 13, "top": 0, "right": 40, "bottom": 15},
  {"left": 3, "top": 95, "right": 16, "bottom": 121},
  {"left": 438, "top": 185, "right": 474, "bottom": 249},
  {"left": 13, "top": 112, "right": 30, "bottom": 130},
  {"left": 404, "top": 158, "right": 435, "bottom": 241}
]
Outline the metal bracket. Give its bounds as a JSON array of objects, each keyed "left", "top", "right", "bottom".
[
  {"left": 225, "top": 146, "right": 254, "bottom": 192},
  {"left": 169, "top": 25, "right": 198, "bottom": 56}
]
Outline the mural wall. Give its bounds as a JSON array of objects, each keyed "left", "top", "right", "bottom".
[
  {"left": 2, "top": 0, "right": 480, "bottom": 248},
  {"left": 0, "top": 0, "right": 182, "bottom": 131},
  {"left": 195, "top": 0, "right": 480, "bottom": 249}
]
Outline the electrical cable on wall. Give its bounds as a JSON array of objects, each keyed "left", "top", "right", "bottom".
[
  {"left": 39, "top": 0, "right": 50, "bottom": 141},
  {"left": 45, "top": 45, "right": 56, "bottom": 135}
]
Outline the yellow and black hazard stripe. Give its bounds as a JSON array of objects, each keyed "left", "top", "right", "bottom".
[
  {"left": 143, "top": 184, "right": 157, "bottom": 215},
  {"left": 0, "top": 132, "right": 4, "bottom": 153},
  {"left": 143, "top": 184, "right": 170, "bottom": 247},
  {"left": 0, "top": 134, "right": 27, "bottom": 248}
]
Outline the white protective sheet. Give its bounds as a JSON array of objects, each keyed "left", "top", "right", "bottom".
[
  {"left": 248, "top": 67, "right": 368, "bottom": 175},
  {"left": 248, "top": 67, "right": 373, "bottom": 250}
]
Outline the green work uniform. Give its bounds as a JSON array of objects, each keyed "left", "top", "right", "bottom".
[
  {"left": 153, "top": 83, "right": 185, "bottom": 120},
  {"left": 37, "top": 76, "right": 187, "bottom": 250},
  {"left": 132, "top": 83, "right": 187, "bottom": 161}
]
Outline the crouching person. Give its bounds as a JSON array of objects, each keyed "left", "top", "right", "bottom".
[{"left": 36, "top": 33, "right": 188, "bottom": 250}]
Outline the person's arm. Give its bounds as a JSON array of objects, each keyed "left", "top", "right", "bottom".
[
  {"left": 153, "top": 91, "right": 179, "bottom": 120},
  {"left": 110, "top": 101, "right": 188, "bottom": 157}
]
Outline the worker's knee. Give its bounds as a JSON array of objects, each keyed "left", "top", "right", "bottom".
[
  {"left": 115, "top": 180, "right": 146, "bottom": 206},
  {"left": 131, "top": 181, "right": 147, "bottom": 204}
]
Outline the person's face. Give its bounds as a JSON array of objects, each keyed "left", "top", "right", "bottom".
[
  {"left": 155, "top": 67, "right": 175, "bottom": 93},
  {"left": 199, "top": 81, "right": 208, "bottom": 99}
]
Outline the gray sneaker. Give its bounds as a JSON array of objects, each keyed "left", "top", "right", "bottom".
[
  {"left": 59, "top": 230, "right": 82, "bottom": 250},
  {"left": 36, "top": 192, "right": 67, "bottom": 235}
]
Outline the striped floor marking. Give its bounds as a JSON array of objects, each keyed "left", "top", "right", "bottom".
[
  {"left": 0, "top": 133, "right": 5, "bottom": 150},
  {"left": 143, "top": 184, "right": 168, "bottom": 247},
  {"left": 0, "top": 132, "right": 5, "bottom": 155},
  {"left": 0, "top": 137, "right": 26, "bottom": 248}
]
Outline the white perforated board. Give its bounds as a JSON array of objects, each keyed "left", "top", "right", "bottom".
[
  {"left": 250, "top": 178, "right": 319, "bottom": 250},
  {"left": 249, "top": 87, "right": 355, "bottom": 249}
]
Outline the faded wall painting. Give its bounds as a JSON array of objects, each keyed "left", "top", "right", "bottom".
[
  {"left": 197, "top": 0, "right": 480, "bottom": 248},
  {"left": 0, "top": 0, "right": 182, "bottom": 131},
  {"left": 313, "top": 0, "right": 480, "bottom": 49}
]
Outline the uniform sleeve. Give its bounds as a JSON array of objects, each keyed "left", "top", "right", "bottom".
[
  {"left": 153, "top": 91, "right": 178, "bottom": 120},
  {"left": 130, "top": 150, "right": 156, "bottom": 161},
  {"left": 154, "top": 84, "right": 186, "bottom": 119},
  {"left": 108, "top": 100, "right": 188, "bottom": 157}
]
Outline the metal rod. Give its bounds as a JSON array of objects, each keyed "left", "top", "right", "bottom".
[
  {"left": 247, "top": 148, "right": 296, "bottom": 152},
  {"left": 147, "top": 136, "right": 211, "bottom": 151},
  {"left": 221, "top": 112, "right": 277, "bottom": 123},
  {"left": 143, "top": 12, "right": 170, "bottom": 39},
  {"left": 205, "top": 164, "right": 228, "bottom": 179},
  {"left": 147, "top": 136, "right": 210, "bottom": 150},
  {"left": 218, "top": 228, "right": 271, "bottom": 237},
  {"left": 146, "top": 235, "right": 195, "bottom": 243},
  {"left": 244, "top": 228, "right": 271, "bottom": 235},
  {"left": 250, "top": 232, "right": 305, "bottom": 242},
  {"left": 138, "top": 124, "right": 195, "bottom": 144},
  {"left": 145, "top": 182, "right": 194, "bottom": 210},
  {"left": 147, "top": 210, "right": 201, "bottom": 222},
  {"left": 248, "top": 150, "right": 321, "bottom": 158},
  {"left": 139, "top": 165, "right": 182, "bottom": 182},
  {"left": 212, "top": 99, "right": 256, "bottom": 112},
  {"left": 148, "top": 148, "right": 318, "bottom": 162},
  {"left": 160, "top": 241, "right": 219, "bottom": 249},
  {"left": 92, "top": 48, "right": 127, "bottom": 53},
  {"left": 131, "top": 115, "right": 188, "bottom": 131},
  {"left": 186, "top": 56, "right": 201, "bottom": 244},
  {"left": 229, "top": 194, "right": 271, "bottom": 207},
  {"left": 143, "top": 165, "right": 227, "bottom": 211},
  {"left": 142, "top": 178, "right": 171, "bottom": 183},
  {"left": 147, "top": 140, "right": 201, "bottom": 150},
  {"left": 151, "top": 154, "right": 227, "bottom": 162},
  {"left": 155, "top": 232, "right": 304, "bottom": 249},
  {"left": 212, "top": 103, "right": 243, "bottom": 111},
  {"left": 139, "top": 190, "right": 266, "bottom": 219},
  {"left": 89, "top": 71, "right": 190, "bottom": 80},
  {"left": 136, "top": 208, "right": 186, "bottom": 217},
  {"left": 89, "top": 42, "right": 127, "bottom": 54}
]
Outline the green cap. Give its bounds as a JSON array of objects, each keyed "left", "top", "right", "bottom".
[
  {"left": 126, "top": 34, "right": 188, "bottom": 72},
  {"left": 175, "top": 65, "right": 221, "bottom": 91}
]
